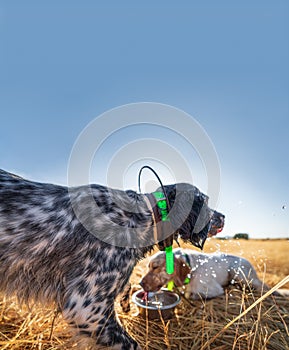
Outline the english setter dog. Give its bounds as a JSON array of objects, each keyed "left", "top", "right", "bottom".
[
  {"left": 140, "top": 248, "right": 275, "bottom": 299},
  {"left": 0, "top": 169, "right": 224, "bottom": 349}
]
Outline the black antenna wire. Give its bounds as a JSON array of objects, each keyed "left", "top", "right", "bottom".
[{"left": 138, "top": 165, "right": 171, "bottom": 211}]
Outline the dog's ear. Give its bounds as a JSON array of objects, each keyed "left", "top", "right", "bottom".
[
  {"left": 172, "top": 191, "right": 210, "bottom": 250},
  {"left": 169, "top": 191, "right": 195, "bottom": 230},
  {"left": 173, "top": 257, "right": 191, "bottom": 287},
  {"left": 148, "top": 252, "right": 166, "bottom": 271}
]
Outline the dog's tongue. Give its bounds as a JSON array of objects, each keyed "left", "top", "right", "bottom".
[{"left": 217, "top": 227, "right": 223, "bottom": 233}]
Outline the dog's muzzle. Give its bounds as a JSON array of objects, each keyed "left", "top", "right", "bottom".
[{"left": 208, "top": 211, "right": 225, "bottom": 237}]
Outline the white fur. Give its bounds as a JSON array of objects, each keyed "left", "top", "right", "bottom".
[
  {"left": 141, "top": 248, "right": 273, "bottom": 300},
  {"left": 174, "top": 248, "right": 267, "bottom": 299}
]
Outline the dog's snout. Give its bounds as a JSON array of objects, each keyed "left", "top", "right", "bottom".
[{"left": 139, "top": 278, "right": 150, "bottom": 292}]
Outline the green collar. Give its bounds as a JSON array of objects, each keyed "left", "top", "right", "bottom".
[
  {"left": 184, "top": 276, "right": 191, "bottom": 285},
  {"left": 165, "top": 252, "right": 192, "bottom": 289},
  {"left": 183, "top": 253, "right": 191, "bottom": 268},
  {"left": 147, "top": 191, "right": 175, "bottom": 290},
  {"left": 153, "top": 191, "right": 169, "bottom": 222},
  {"left": 182, "top": 253, "right": 191, "bottom": 285}
]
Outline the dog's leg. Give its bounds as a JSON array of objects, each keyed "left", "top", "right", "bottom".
[
  {"left": 119, "top": 283, "right": 131, "bottom": 313},
  {"left": 63, "top": 294, "right": 140, "bottom": 349}
]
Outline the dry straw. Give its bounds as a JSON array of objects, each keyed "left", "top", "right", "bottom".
[
  {"left": 121, "top": 278, "right": 289, "bottom": 350},
  {"left": 1, "top": 277, "right": 288, "bottom": 349},
  {"left": 1, "top": 237, "right": 289, "bottom": 349}
]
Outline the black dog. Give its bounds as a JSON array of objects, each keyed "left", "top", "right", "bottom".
[{"left": 0, "top": 169, "right": 224, "bottom": 349}]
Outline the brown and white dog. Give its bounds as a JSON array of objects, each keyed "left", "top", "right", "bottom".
[{"left": 140, "top": 248, "right": 282, "bottom": 299}]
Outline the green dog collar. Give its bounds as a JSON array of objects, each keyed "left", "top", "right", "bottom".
[
  {"left": 153, "top": 191, "right": 170, "bottom": 222},
  {"left": 152, "top": 191, "right": 174, "bottom": 290},
  {"left": 184, "top": 276, "right": 191, "bottom": 285}
]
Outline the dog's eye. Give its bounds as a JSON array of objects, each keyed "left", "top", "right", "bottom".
[{"left": 152, "top": 265, "right": 158, "bottom": 270}]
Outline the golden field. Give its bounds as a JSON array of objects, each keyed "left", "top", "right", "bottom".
[{"left": 0, "top": 238, "right": 288, "bottom": 349}]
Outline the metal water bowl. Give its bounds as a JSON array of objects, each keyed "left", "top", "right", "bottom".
[{"left": 132, "top": 289, "right": 180, "bottom": 320}]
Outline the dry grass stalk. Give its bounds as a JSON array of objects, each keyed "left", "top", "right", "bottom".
[
  {"left": 119, "top": 283, "right": 289, "bottom": 350},
  {"left": 0, "top": 285, "right": 288, "bottom": 349},
  {"left": 0, "top": 239, "right": 288, "bottom": 349}
]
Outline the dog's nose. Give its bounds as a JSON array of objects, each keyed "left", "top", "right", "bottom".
[
  {"left": 140, "top": 277, "right": 150, "bottom": 290},
  {"left": 221, "top": 215, "right": 225, "bottom": 226}
]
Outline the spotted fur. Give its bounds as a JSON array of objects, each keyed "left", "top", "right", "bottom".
[{"left": 0, "top": 169, "right": 223, "bottom": 349}]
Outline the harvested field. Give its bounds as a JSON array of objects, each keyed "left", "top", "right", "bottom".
[{"left": 0, "top": 239, "right": 288, "bottom": 349}]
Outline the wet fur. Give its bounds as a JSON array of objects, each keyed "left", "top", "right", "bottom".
[{"left": 140, "top": 248, "right": 272, "bottom": 299}]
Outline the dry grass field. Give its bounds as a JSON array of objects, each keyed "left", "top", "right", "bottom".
[{"left": 0, "top": 238, "right": 288, "bottom": 350}]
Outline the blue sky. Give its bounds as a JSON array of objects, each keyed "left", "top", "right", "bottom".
[{"left": 0, "top": 1, "right": 288, "bottom": 238}]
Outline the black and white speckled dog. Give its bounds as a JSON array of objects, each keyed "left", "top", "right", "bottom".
[{"left": 0, "top": 169, "right": 224, "bottom": 349}]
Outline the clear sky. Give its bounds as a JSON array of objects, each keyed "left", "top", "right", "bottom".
[{"left": 0, "top": 1, "right": 288, "bottom": 239}]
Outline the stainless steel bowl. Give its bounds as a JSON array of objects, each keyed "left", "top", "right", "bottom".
[{"left": 132, "top": 289, "right": 180, "bottom": 320}]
